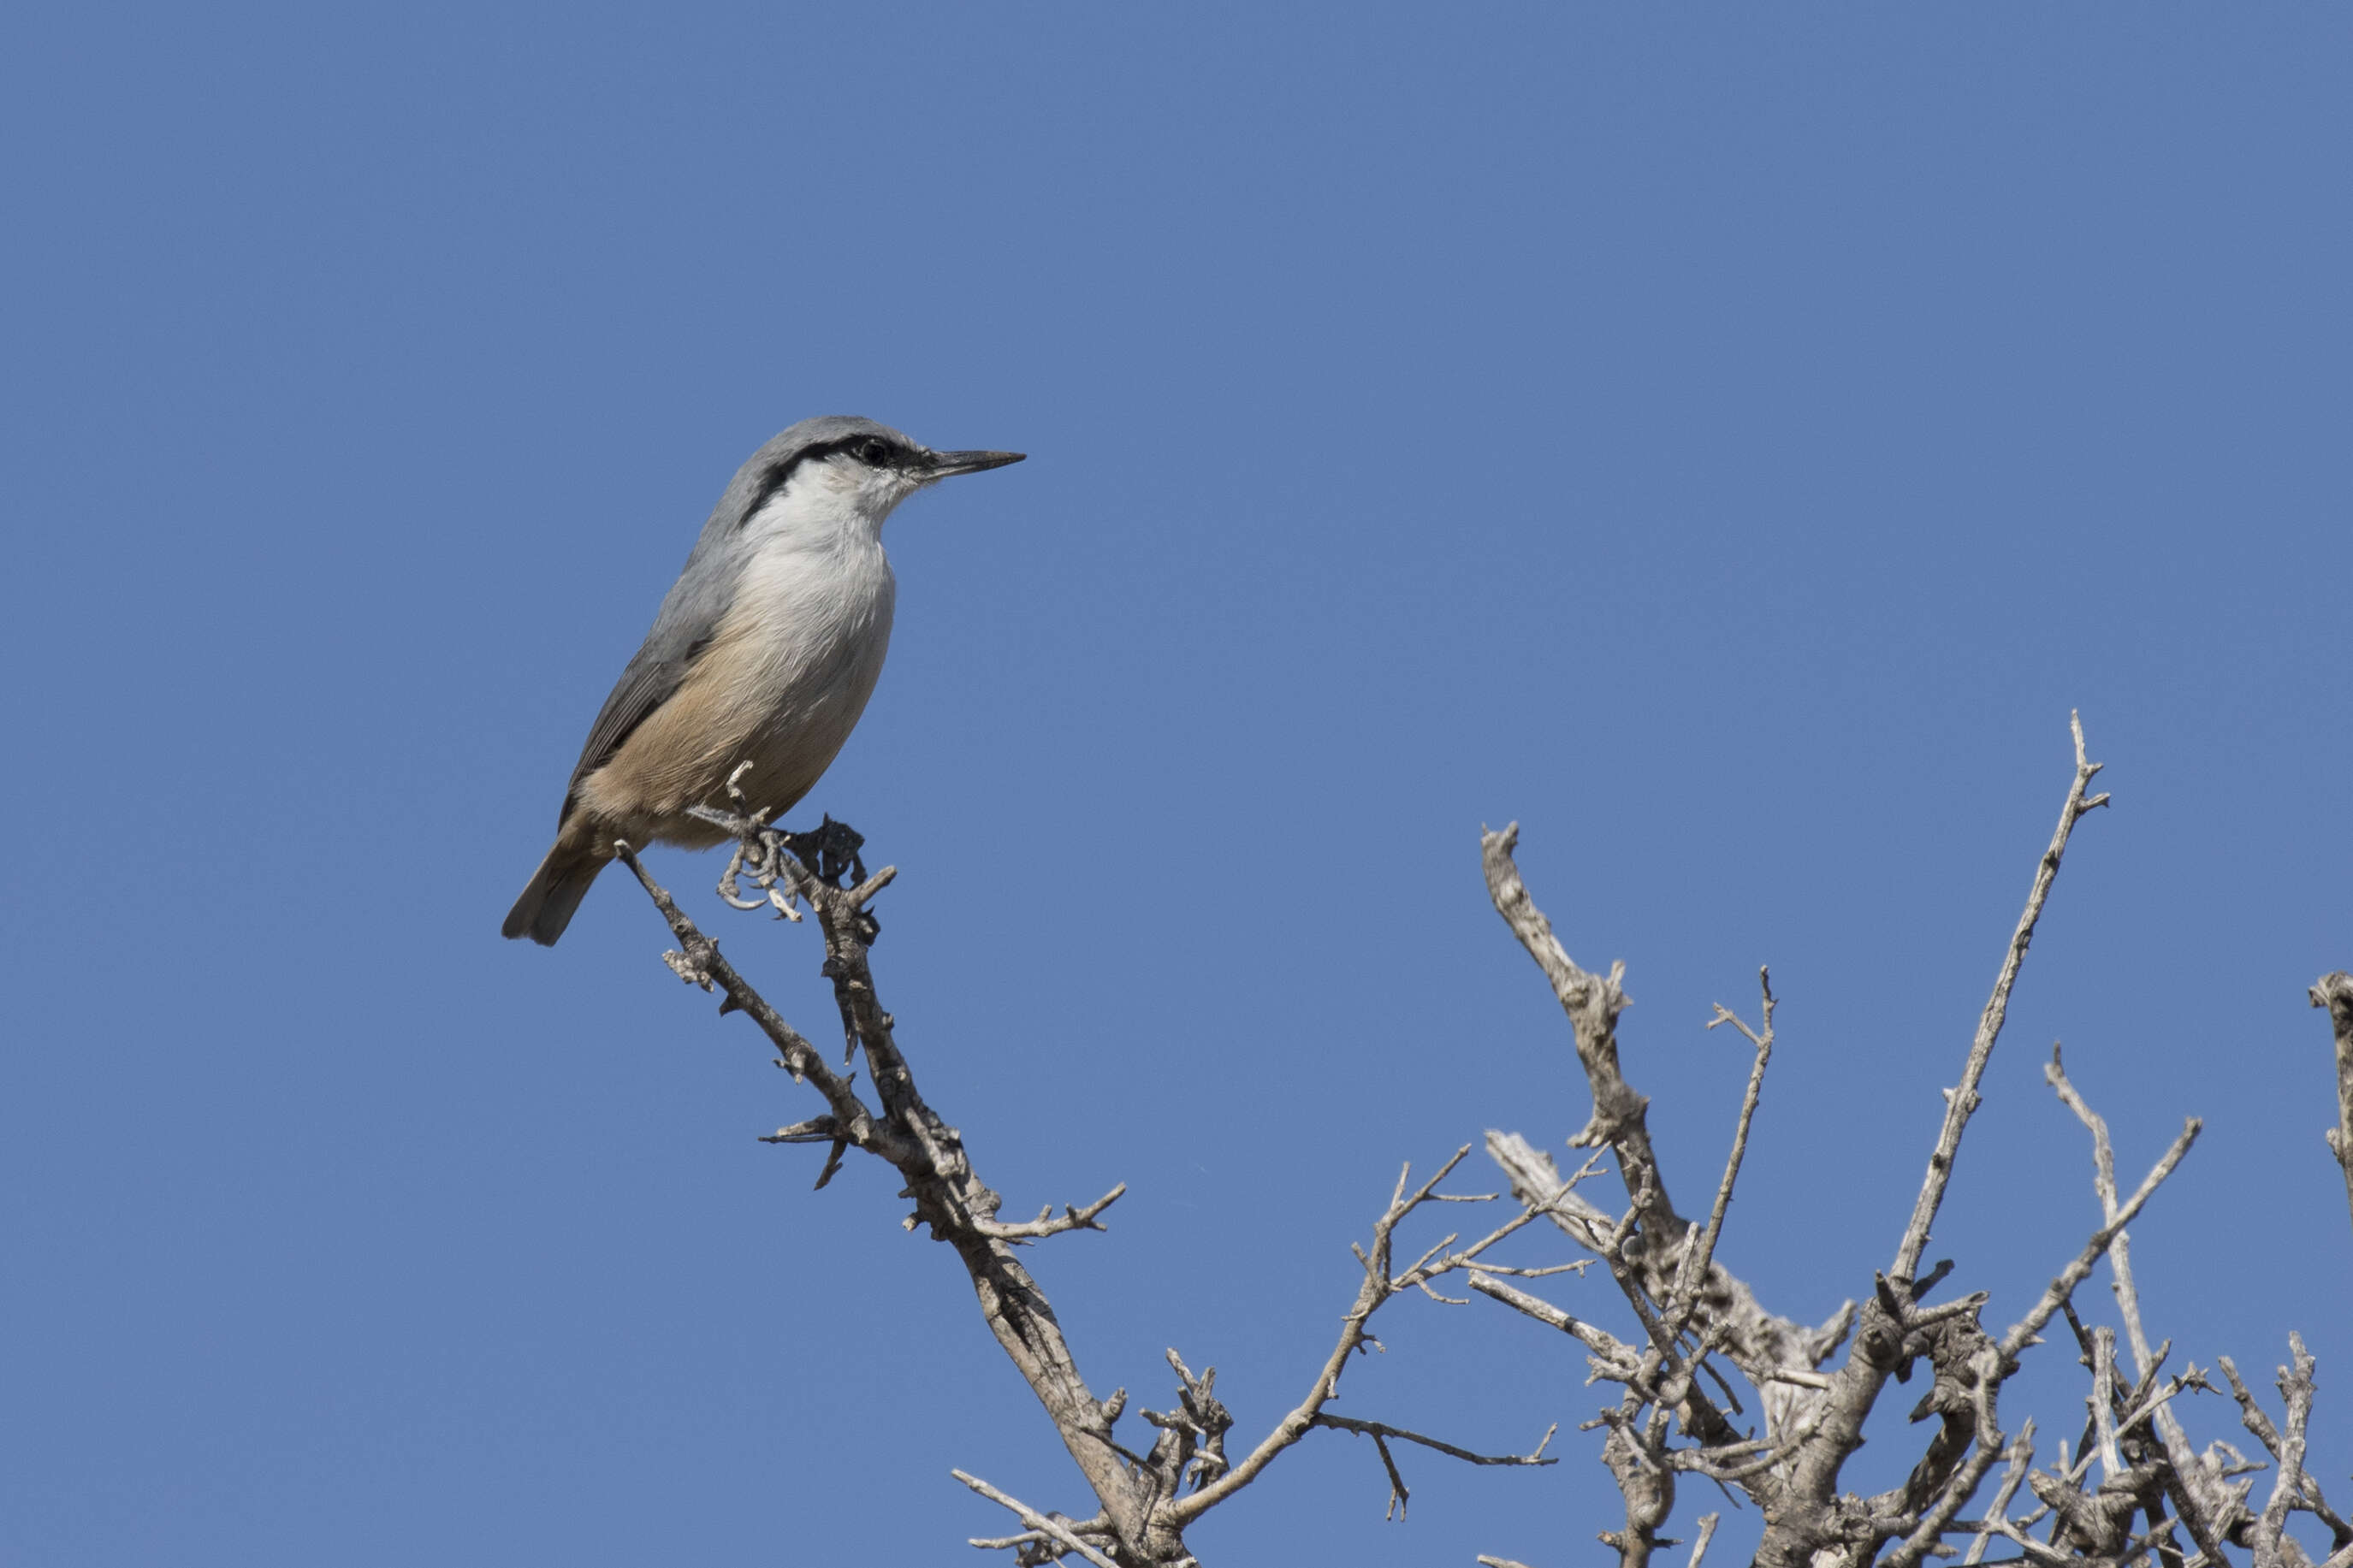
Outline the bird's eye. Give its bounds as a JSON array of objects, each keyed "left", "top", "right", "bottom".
[{"left": 857, "top": 439, "right": 892, "bottom": 467}]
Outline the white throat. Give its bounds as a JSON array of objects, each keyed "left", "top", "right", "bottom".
[{"left": 743, "top": 455, "right": 922, "bottom": 552}]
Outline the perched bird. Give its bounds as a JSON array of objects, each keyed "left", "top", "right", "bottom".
[{"left": 503, "top": 416, "right": 1024, "bottom": 945}]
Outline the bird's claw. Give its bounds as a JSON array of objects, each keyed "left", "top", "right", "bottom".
[{"left": 776, "top": 815, "right": 868, "bottom": 888}]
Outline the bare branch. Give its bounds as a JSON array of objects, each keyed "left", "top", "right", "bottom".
[
  {"left": 952, "top": 1470, "right": 1122, "bottom": 1568},
  {"left": 973, "top": 1184, "right": 1129, "bottom": 1242},
  {"left": 637, "top": 726, "right": 2341, "bottom": 1568},
  {"left": 2314, "top": 973, "right": 2353, "bottom": 1235},
  {"left": 2044, "top": 1044, "right": 2234, "bottom": 1560},
  {"left": 1882, "top": 1352, "right": 2014, "bottom": 1568},
  {"left": 1468, "top": 1271, "right": 1641, "bottom": 1368},
  {"left": 1480, "top": 850, "right": 1847, "bottom": 1460},
  {"left": 1313, "top": 1412, "right": 1557, "bottom": 1519},
  {"left": 2090, "top": 1328, "right": 2119, "bottom": 1483},
  {"left": 1169, "top": 1144, "right": 1563, "bottom": 1525},
  {"left": 2250, "top": 1335, "right": 2319, "bottom": 1568},
  {"left": 1686, "top": 1512, "right": 1721, "bottom": 1568},
  {"left": 616, "top": 843, "right": 899, "bottom": 1154},
  {"left": 1756, "top": 725, "right": 2157, "bottom": 1568},
  {"left": 1962, "top": 1419, "right": 2039, "bottom": 1566},
  {"left": 1483, "top": 822, "right": 1680, "bottom": 1241},
  {"left": 1307, "top": 1412, "right": 1558, "bottom": 1470},
  {"left": 625, "top": 827, "right": 1173, "bottom": 1561},
  {"left": 1668, "top": 967, "right": 1776, "bottom": 1337},
  {"left": 1892, "top": 712, "right": 2108, "bottom": 1285},
  {"left": 1472, "top": 1258, "right": 1598, "bottom": 1281},
  {"left": 1999, "top": 1117, "right": 2202, "bottom": 1359},
  {"left": 1471, "top": 721, "right": 2326, "bottom": 1568},
  {"left": 2220, "top": 1356, "right": 2286, "bottom": 1461}
]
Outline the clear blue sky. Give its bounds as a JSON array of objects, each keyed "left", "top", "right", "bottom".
[{"left": 4, "top": 7, "right": 2348, "bottom": 1565}]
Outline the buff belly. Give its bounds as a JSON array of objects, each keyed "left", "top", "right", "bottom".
[{"left": 570, "top": 541, "right": 897, "bottom": 854}]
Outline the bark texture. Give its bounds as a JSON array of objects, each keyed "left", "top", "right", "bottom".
[
  {"left": 620, "top": 790, "right": 1559, "bottom": 1565},
  {"left": 1469, "top": 718, "right": 2347, "bottom": 1568},
  {"left": 605, "top": 726, "right": 2347, "bottom": 1568}
]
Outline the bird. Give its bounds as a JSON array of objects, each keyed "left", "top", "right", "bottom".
[{"left": 503, "top": 415, "right": 1024, "bottom": 945}]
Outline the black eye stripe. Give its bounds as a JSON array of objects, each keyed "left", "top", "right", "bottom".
[{"left": 740, "top": 436, "right": 902, "bottom": 524}]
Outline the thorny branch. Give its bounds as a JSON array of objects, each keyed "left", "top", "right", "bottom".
[
  {"left": 1166, "top": 1146, "right": 1577, "bottom": 1528},
  {"left": 1472, "top": 716, "right": 2342, "bottom": 1568},
  {"left": 617, "top": 816, "right": 1184, "bottom": 1559},
  {"left": 612, "top": 722, "right": 2342, "bottom": 1566},
  {"left": 625, "top": 769, "right": 1586, "bottom": 1565}
]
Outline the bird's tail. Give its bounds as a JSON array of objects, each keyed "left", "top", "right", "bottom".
[{"left": 501, "top": 843, "right": 608, "bottom": 946}]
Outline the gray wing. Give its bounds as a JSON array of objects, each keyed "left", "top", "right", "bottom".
[
  {"left": 555, "top": 506, "right": 750, "bottom": 820},
  {"left": 560, "top": 647, "right": 702, "bottom": 809}
]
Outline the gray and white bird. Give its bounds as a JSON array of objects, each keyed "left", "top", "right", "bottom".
[{"left": 503, "top": 416, "right": 1024, "bottom": 945}]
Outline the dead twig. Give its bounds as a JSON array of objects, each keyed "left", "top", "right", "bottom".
[
  {"left": 1309, "top": 1413, "right": 1557, "bottom": 1520},
  {"left": 1171, "top": 1150, "right": 1591, "bottom": 1524},
  {"left": 2314, "top": 973, "right": 2353, "bottom": 1235},
  {"left": 953, "top": 1470, "right": 1122, "bottom": 1568},
  {"left": 1892, "top": 710, "right": 2108, "bottom": 1286}
]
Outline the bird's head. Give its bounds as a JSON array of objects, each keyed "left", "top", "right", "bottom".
[{"left": 737, "top": 416, "right": 1025, "bottom": 540}]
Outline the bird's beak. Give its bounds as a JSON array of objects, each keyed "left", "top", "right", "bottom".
[{"left": 921, "top": 448, "right": 1027, "bottom": 479}]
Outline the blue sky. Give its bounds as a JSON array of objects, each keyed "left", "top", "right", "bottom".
[{"left": 3, "top": 7, "right": 2348, "bottom": 1565}]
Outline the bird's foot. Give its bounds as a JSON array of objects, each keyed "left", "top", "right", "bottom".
[
  {"left": 688, "top": 766, "right": 868, "bottom": 924},
  {"left": 774, "top": 815, "right": 868, "bottom": 889}
]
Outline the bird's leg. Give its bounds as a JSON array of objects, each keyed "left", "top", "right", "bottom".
[
  {"left": 687, "top": 764, "right": 868, "bottom": 927},
  {"left": 690, "top": 763, "right": 864, "bottom": 885},
  {"left": 685, "top": 763, "right": 806, "bottom": 918},
  {"left": 687, "top": 761, "right": 776, "bottom": 844}
]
